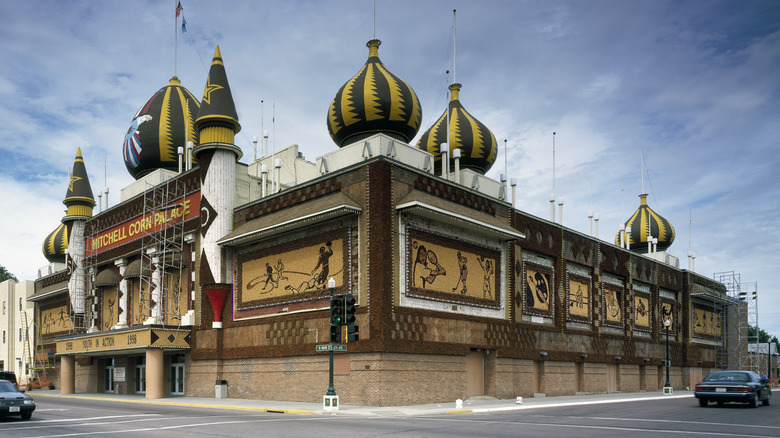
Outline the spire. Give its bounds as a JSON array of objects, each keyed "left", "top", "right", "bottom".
[
  {"left": 193, "top": 45, "right": 242, "bottom": 160},
  {"left": 63, "top": 148, "right": 96, "bottom": 220}
]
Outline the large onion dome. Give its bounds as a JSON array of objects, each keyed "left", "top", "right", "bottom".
[
  {"left": 42, "top": 223, "right": 68, "bottom": 263},
  {"left": 63, "top": 148, "right": 95, "bottom": 221},
  {"left": 416, "top": 83, "right": 497, "bottom": 175},
  {"left": 615, "top": 194, "right": 676, "bottom": 253},
  {"left": 328, "top": 39, "right": 422, "bottom": 147},
  {"left": 123, "top": 76, "right": 200, "bottom": 179}
]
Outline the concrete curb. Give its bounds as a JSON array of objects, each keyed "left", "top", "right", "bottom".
[{"left": 29, "top": 392, "right": 315, "bottom": 415}]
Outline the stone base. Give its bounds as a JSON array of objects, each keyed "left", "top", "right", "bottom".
[{"left": 323, "top": 395, "right": 339, "bottom": 411}]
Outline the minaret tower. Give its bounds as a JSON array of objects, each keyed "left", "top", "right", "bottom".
[
  {"left": 63, "top": 148, "right": 96, "bottom": 319},
  {"left": 192, "top": 46, "right": 242, "bottom": 328}
]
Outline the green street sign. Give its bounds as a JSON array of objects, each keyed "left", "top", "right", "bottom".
[{"left": 316, "top": 344, "right": 347, "bottom": 352}]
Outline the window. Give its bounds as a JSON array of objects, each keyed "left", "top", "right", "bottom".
[
  {"left": 19, "top": 328, "right": 22, "bottom": 342},
  {"left": 2, "top": 331, "right": 5, "bottom": 343},
  {"left": 19, "top": 297, "right": 22, "bottom": 311}
]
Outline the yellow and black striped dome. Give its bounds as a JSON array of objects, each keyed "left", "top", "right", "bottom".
[
  {"left": 416, "top": 83, "right": 497, "bottom": 175},
  {"left": 42, "top": 223, "right": 68, "bottom": 263},
  {"left": 328, "top": 39, "right": 422, "bottom": 147},
  {"left": 615, "top": 194, "right": 675, "bottom": 252},
  {"left": 123, "top": 76, "right": 200, "bottom": 180}
]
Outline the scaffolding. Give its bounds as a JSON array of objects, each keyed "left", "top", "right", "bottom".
[
  {"left": 713, "top": 271, "right": 758, "bottom": 371},
  {"left": 138, "top": 177, "right": 187, "bottom": 327}
]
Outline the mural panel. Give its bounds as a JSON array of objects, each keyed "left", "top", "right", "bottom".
[
  {"left": 235, "top": 228, "right": 351, "bottom": 319},
  {"left": 634, "top": 292, "right": 651, "bottom": 330},
  {"left": 41, "top": 304, "right": 72, "bottom": 335},
  {"left": 101, "top": 286, "right": 118, "bottom": 330},
  {"left": 406, "top": 229, "right": 501, "bottom": 308},
  {"left": 164, "top": 269, "right": 188, "bottom": 325},
  {"left": 131, "top": 280, "right": 150, "bottom": 326},
  {"left": 660, "top": 299, "right": 676, "bottom": 331},
  {"left": 566, "top": 272, "right": 591, "bottom": 322},
  {"left": 693, "top": 304, "right": 721, "bottom": 338},
  {"left": 602, "top": 283, "right": 624, "bottom": 327},
  {"left": 523, "top": 261, "right": 554, "bottom": 317}
]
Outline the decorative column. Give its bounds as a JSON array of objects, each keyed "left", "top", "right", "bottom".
[
  {"left": 145, "top": 348, "right": 164, "bottom": 399},
  {"left": 61, "top": 356, "right": 75, "bottom": 395},
  {"left": 63, "top": 148, "right": 96, "bottom": 320},
  {"left": 114, "top": 258, "right": 128, "bottom": 328},
  {"left": 192, "top": 45, "right": 242, "bottom": 329}
]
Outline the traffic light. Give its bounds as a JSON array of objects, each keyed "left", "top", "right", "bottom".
[
  {"left": 344, "top": 294, "right": 356, "bottom": 325},
  {"left": 347, "top": 323, "right": 359, "bottom": 342},
  {"left": 330, "top": 324, "right": 342, "bottom": 343},
  {"left": 331, "top": 295, "right": 345, "bottom": 326}
]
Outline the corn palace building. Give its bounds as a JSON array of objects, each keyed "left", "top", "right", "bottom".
[{"left": 30, "top": 37, "right": 743, "bottom": 405}]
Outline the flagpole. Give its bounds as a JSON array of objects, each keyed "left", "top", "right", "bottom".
[{"left": 174, "top": 0, "right": 178, "bottom": 77}]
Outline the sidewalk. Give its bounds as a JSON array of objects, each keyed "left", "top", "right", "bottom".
[{"left": 27, "top": 388, "right": 700, "bottom": 417}]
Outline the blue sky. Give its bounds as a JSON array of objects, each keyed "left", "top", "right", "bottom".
[{"left": 1, "top": 0, "right": 778, "bottom": 336}]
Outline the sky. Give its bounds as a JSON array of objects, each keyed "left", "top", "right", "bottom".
[{"left": 1, "top": 1, "right": 778, "bottom": 336}]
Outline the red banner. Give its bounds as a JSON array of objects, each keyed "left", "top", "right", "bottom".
[{"left": 87, "top": 192, "right": 200, "bottom": 254}]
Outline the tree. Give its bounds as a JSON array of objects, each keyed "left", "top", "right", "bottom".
[{"left": 0, "top": 264, "right": 18, "bottom": 283}]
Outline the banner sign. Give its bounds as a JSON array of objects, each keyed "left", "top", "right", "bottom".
[{"left": 87, "top": 192, "right": 200, "bottom": 254}]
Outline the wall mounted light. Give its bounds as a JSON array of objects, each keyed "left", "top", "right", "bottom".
[
  {"left": 614, "top": 356, "right": 622, "bottom": 360},
  {"left": 540, "top": 351, "right": 548, "bottom": 356},
  {"left": 643, "top": 358, "right": 650, "bottom": 362},
  {"left": 580, "top": 354, "right": 588, "bottom": 358},
  {"left": 697, "top": 361, "right": 703, "bottom": 365}
]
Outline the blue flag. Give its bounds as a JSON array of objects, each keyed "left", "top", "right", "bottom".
[{"left": 182, "top": 17, "right": 187, "bottom": 32}]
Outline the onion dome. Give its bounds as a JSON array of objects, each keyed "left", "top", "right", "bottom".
[
  {"left": 327, "top": 39, "right": 422, "bottom": 147},
  {"left": 416, "top": 83, "right": 497, "bottom": 175},
  {"left": 123, "top": 76, "right": 200, "bottom": 179},
  {"left": 42, "top": 223, "right": 68, "bottom": 263},
  {"left": 63, "top": 148, "right": 95, "bottom": 221},
  {"left": 615, "top": 194, "right": 676, "bottom": 253},
  {"left": 193, "top": 45, "right": 242, "bottom": 160}
]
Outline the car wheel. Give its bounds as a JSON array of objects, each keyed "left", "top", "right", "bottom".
[
  {"left": 749, "top": 393, "right": 759, "bottom": 408},
  {"left": 763, "top": 392, "right": 771, "bottom": 406},
  {"left": 21, "top": 412, "right": 32, "bottom": 420},
  {"left": 698, "top": 398, "right": 708, "bottom": 407}
]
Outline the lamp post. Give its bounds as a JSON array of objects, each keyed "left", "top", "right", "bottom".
[
  {"left": 327, "top": 277, "right": 336, "bottom": 397},
  {"left": 664, "top": 318, "right": 672, "bottom": 392}
]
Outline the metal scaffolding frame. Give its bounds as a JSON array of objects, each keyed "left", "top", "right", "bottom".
[
  {"left": 138, "top": 177, "right": 187, "bottom": 327},
  {"left": 712, "top": 271, "right": 758, "bottom": 371}
]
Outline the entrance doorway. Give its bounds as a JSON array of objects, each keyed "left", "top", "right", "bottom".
[
  {"left": 105, "top": 358, "right": 115, "bottom": 393},
  {"left": 466, "top": 349, "right": 484, "bottom": 396},
  {"left": 135, "top": 357, "right": 146, "bottom": 394},
  {"left": 170, "top": 355, "right": 185, "bottom": 395}
]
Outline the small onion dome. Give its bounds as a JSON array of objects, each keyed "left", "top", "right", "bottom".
[
  {"left": 328, "top": 39, "right": 422, "bottom": 147},
  {"left": 123, "top": 76, "right": 200, "bottom": 180},
  {"left": 193, "top": 45, "right": 242, "bottom": 160},
  {"left": 615, "top": 194, "right": 676, "bottom": 252},
  {"left": 42, "top": 223, "right": 68, "bottom": 263},
  {"left": 416, "top": 83, "right": 497, "bottom": 175},
  {"left": 63, "top": 148, "right": 95, "bottom": 220}
]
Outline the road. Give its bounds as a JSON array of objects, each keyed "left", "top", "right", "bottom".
[{"left": 1, "top": 393, "right": 778, "bottom": 437}]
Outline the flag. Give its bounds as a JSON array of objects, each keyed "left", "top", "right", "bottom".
[
  {"left": 176, "top": 1, "right": 183, "bottom": 17},
  {"left": 182, "top": 17, "right": 187, "bottom": 32}
]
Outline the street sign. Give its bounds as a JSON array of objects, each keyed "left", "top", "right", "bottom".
[{"left": 316, "top": 344, "right": 347, "bottom": 352}]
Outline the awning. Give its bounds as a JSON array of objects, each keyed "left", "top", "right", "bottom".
[
  {"left": 396, "top": 190, "right": 524, "bottom": 241},
  {"left": 95, "top": 267, "right": 119, "bottom": 286},
  {"left": 122, "top": 259, "right": 150, "bottom": 278},
  {"left": 218, "top": 192, "right": 362, "bottom": 247}
]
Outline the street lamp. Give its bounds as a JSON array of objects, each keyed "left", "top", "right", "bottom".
[
  {"left": 327, "top": 277, "right": 337, "bottom": 397},
  {"left": 664, "top": 318, "right": 672, "bottom": 392}
]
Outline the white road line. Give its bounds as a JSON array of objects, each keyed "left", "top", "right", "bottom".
[{"left": 422, "top": 417, "right": 779, "bottom": 437}]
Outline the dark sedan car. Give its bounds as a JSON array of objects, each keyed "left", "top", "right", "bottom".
[
  {"left": 0, "top": 379, "right": 35, "bottom": 420},
  {"left": 695, "top": 370, "right": 771, "bottom": 408}
]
